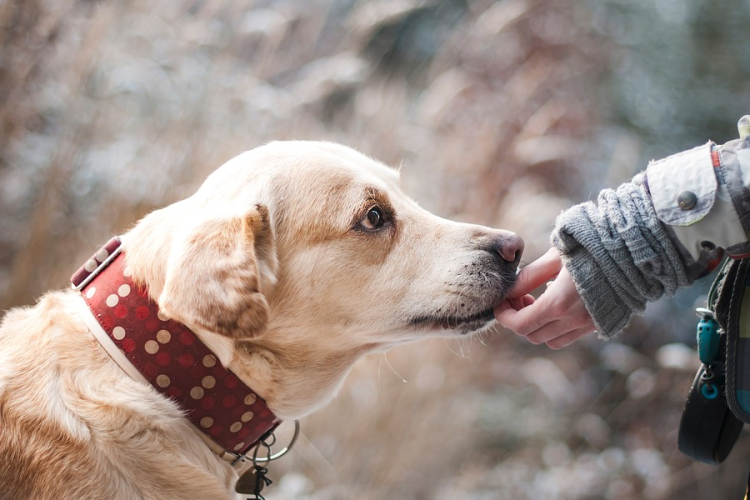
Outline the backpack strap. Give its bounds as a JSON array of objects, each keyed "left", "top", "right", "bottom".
[
  {"left": 718, "top": 257, "right": 750, "bottom": 422},
  {"left": 678, "top": 257, "right": 744, "bottom": 464}
]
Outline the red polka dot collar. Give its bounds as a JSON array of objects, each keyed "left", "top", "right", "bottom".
[{"left": 71, "top": 237, "right": 280, "bottom": 460}]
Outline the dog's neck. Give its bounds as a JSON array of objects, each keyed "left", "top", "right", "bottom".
[{"left": 231, "top": 333, "right": 381, "bottom": 419}]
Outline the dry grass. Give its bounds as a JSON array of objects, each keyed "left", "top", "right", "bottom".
[{"left": 1, "top": 1, "right": 749, "bottom": 498}]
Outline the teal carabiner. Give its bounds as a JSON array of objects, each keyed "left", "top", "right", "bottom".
[{"left": 696, "top": 309, "right": 721, "bottom": 365}]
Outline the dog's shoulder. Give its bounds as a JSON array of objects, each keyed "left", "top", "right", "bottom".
[
  {"left": 0, "top": 291, "right": 236, "bottom": 499},
  {"left": 0, "top": 292, "right": 104, "bottom": 498}
]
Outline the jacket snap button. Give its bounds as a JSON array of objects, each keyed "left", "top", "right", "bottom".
[{"left": 678, "top": 191, "right": 698, "bottom": 210}]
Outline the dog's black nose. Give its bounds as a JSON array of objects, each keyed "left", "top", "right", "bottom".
[{"left": 494, "top": 231, "right": 524, "bottom": 265}]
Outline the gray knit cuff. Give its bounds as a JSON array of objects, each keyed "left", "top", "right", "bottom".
[{"left": 551, "top": 182, "right": 694, "bottom": 339}]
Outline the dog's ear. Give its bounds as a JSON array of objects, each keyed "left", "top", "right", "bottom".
[{"left": 158, "top": 204, "right": 276, "bottom": 340}]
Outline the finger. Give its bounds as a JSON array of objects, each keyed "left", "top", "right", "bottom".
[
  {"left": 524, "top": 303, "right": 594, "bottom": 345},
  {"left": 509, "top": 295, "right": 534, "bottom": 310},
  {"left": 507, "top": 248, "right": 563, "bottom": 298},
  {"left": 524, "top": 319, "right": 571, "bottom": 345},
  {"left": 495, "top": 300, "right": 511, "bottom": 314},
  {"left": 493, "top": 294, "right": 535, "bottom": 321},
  {"left": 545, "top": 327, "right": 595, "bottom": 350},
  {"left": 495, "top": 298, "right": 555, "bottom": 336}
]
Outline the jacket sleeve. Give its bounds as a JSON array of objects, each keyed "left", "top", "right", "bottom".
[{"left": 551, "top": 116, "right": 750, "bottom": 339}]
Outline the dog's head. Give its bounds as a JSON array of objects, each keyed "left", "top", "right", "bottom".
[{"left": 124, "top": 141, "right": 522, "bottom": 415}]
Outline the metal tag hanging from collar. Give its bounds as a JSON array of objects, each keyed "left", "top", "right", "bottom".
[
  {"left": 235, "top": 421, "right": 300, "bottom": 499},
  {"left": 235, "top": 466, "right": 272, "bottom": 499}
]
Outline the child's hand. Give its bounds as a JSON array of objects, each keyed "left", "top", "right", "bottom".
[{"left": 495, "top": 248, "right": 596, "bottom": 349}]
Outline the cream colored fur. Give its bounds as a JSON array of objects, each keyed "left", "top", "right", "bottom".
[{"left": 0, "top": 141, "right": 521, "bottom": 499}]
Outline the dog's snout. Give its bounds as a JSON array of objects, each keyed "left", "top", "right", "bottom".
[{"left": 492, "top": 232, "right": 524, "bottom": 265}]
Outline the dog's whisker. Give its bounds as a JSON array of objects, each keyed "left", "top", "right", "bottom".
[
  {"left": 442, "top": 338, "right": 471, "bottom": 359},
  {"left": 475, "top": 331, "right": 489, "bottom": 347},
  {"left": 382, "top": 352, "right": 408, "bottom": 384}
]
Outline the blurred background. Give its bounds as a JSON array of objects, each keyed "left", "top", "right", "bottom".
[{"left": 1, "top": 0, "right": 749, "bottom": 498}]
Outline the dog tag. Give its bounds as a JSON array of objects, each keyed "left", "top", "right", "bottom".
[{"left": 235, "top": 466, "right": 272, "bottom": 496}]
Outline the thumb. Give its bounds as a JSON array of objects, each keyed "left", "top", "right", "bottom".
[{"left": 507, "top": 247, "right": 563, "bottom": 298}]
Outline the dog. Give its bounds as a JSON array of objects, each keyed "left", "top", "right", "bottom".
[{"left": 0, "top": 141, "right": 523, "bottom": 500}]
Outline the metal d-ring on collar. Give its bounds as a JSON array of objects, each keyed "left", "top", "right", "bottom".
[{"left": 247, "top": 420, "right": 301, "bottom": 464}]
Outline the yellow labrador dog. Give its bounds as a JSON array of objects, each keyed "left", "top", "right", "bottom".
[{"left": 0, "top": 141, "right": 522, "bottom": 500}]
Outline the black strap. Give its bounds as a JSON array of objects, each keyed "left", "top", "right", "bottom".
[{"left": 678, "top": 257, "right": 744, "bottom": 464}]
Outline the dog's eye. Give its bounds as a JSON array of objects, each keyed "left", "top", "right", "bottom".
[{"left": 361, "top": 207, "right": 385, "bottom": 231}]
